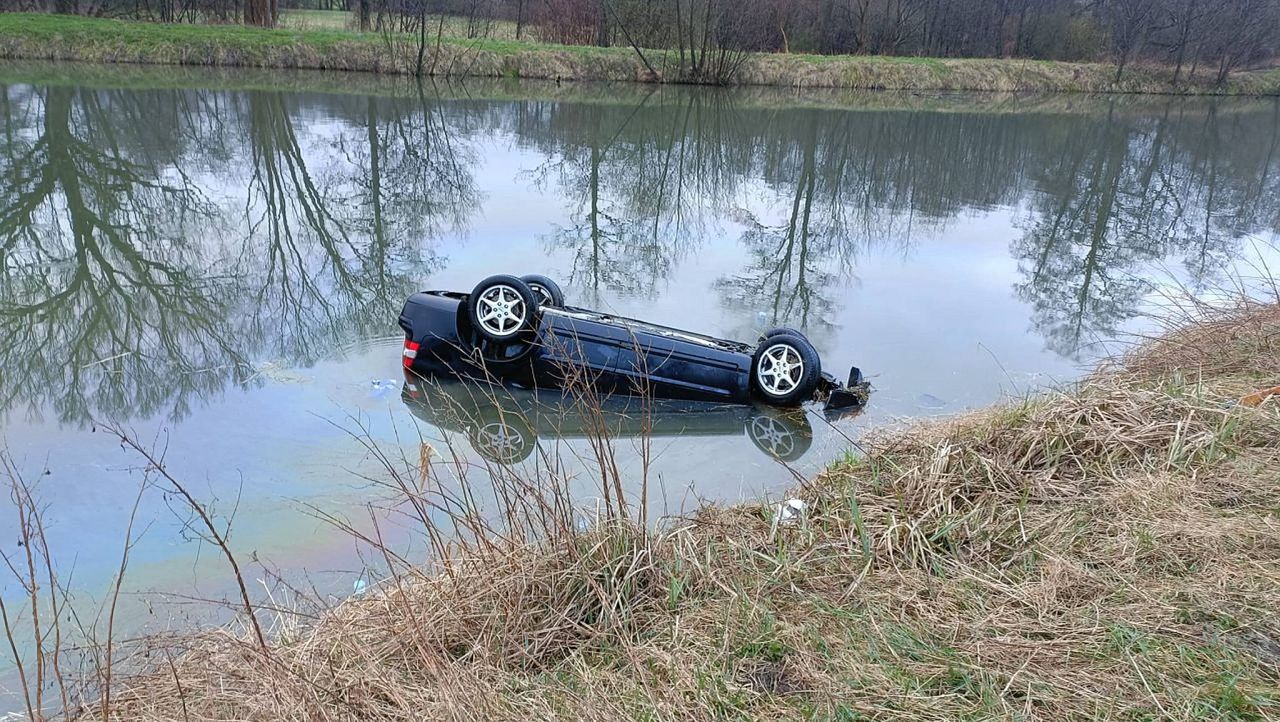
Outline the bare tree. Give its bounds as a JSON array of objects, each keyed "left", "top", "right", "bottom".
[{"left": 243, "top": 0, "right": 277, "bottom": 26}]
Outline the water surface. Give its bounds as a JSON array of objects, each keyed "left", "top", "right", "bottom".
[{"left": 1, "top": 64, "right": 1278, "bottom": 642}]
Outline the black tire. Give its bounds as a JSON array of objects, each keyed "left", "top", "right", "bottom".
[
  {"left": 468, "top": 275, "right": 540, "bottom": 344},
  {"left": 745, "top": 406, "right": 813, "bottom": 462},
  {"left": 468, "top": 406, "right": 536, "bottom": 465},
  {"left": 750, "top": 332, "right": 822, "bottom": 406},
  {"left": 476, "top": 337, "right": 536, "bottom": 360},
  {"left": 759, "top": 326, "right": 807, "bottom": 343},
  {"left": 521, "top": 274, "right": 565, "bottom": 307}
]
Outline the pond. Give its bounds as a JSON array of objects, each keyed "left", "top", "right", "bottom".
[{"left": 1, "top": 63, "right": 1278, "bottom": 651}]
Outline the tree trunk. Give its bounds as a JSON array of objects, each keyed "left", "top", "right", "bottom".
[
  {"left": 1216, "top": 54, "right": 1232, "bottom": 87},
  {"left": 819, "top": 0, "right": 836, "bottom": 53},
  {"left": 595, "top": 0, "right": 609, "bottom": 47},
  {"left": 244, "top": 0, "right": 274, "bottom": 26}
]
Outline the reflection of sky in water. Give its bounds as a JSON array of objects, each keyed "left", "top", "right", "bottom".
[{"left": 1, "top": 73, "right": 1279, "bottom": 654}]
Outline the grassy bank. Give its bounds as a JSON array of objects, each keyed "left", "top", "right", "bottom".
[
  {"left": 10, "top": 60, "right": 1280, "bottom": 119},
  {"left": 76, "top": 300, "right": 1280, "bottom": 720},
  {"left": 2, "top": 13, "right": 1280, "bottom": 94}
]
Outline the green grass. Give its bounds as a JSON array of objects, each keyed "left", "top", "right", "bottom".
[
  {"left": 278, "top": 8, "right": 352, "bottom": 31},
  {"left": 0, "top": 12, "right": 615, "bottom": 64},
  {"left": 279, "top": 8, "right": 525, "bottom": 39},
  {"left": 0, "top": 12, "right": 371, "bottom": 50}
]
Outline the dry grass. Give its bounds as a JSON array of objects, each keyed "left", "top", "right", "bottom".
[{"left": 51, "top": 301, "right": 1279, "bottom": 721}]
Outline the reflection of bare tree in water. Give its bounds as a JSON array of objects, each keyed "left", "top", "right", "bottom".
[
  {"left": 1013, "top": 99, "right": 1278, "bottom": 358},
  {"left": 325, "top": 90, "right": 474, "bottom": 308},
  {"left": 714, "top": 107, "right": 1023, "bottom": 342},
  {"left": 1016, "top": 104, "right": 1165, "bottom": 356},
  {"left": 538, "top": 109, "right": 666, "bottom": 305},
  {"left": 534, "top": 96, "right": 731, "bottom": 306},
  {"left": 715, "top": 115, "right": 842, "bottom": 336},
  {"left": 237, "top": 89, "right": 458, "bottom": 361},
  {"left": 242, "top": 90, "right": 363, "bottom": 359},
  {"left": 1174, "top": 101, "right": 1280, "bottom": 285},
  {"left": 0, "top": 86, "right": 241, "bottom": 424},
  {"left": 0, "top": 84, "right": 474, "bottom": 425},
  {"left": 614, "top": 92, "right": 745, "bottom": 250}
]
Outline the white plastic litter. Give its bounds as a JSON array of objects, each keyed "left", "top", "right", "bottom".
[{"left": 775, "top": 498, "right": 807, "bottom": 524}]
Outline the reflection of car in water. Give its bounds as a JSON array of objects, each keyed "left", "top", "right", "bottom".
[
  {"left": 398, "top": 274, "right": 867, "bottom": 411},
  {"left": 400, "top": 374, "right": 859, "bottom": 465}
]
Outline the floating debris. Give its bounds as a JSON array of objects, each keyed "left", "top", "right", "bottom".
[
  {"left": 915, "top": 393, "right": 948, "bottom": 410},
  {"left": 246, "top": 361, "right": 310, "bottom": 385}
]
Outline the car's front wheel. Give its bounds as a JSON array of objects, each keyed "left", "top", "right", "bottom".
[
  {"left": 750, "top": 332, "right": 821, "bottom": 406},
  {"left": 468, "top": 275, "right": 540, "bottom": 343}
]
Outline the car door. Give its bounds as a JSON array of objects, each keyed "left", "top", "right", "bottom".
[
  {"left": 611, "top": 326, "right": 750, "bottom": 402},
  {"left": 536, "top": 313, "right": 623, "bottom": 394}
]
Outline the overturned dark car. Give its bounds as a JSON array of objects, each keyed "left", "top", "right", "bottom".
[{"left": 398, "top": 274, "right": 867, "bottom": 411}]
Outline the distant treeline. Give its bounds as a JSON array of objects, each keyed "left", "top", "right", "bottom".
[{"left": 2, "top": 0, "right": 1278, "bottom": 84}]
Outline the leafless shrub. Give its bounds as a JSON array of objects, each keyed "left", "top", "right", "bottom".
[
  {"left": 102, "top": 426, "right": 270, "bottom": 657},
  {"left": 1, "top": 455, "right": 71, "bottom": 720}
]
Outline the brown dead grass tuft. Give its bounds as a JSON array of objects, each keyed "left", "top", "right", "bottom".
[{"left": 1123, "top": 300, "right": 1280, "bottom": 386}]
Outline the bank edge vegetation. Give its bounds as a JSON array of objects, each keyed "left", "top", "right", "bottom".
[
  {"left": 2, "top": 0, "right": 1280, "bottom": 91},
  {"left": 3, "top": 297, "right": 1279, "bottom": 719},
  {"left": 1, "top": 13, "right": 1280, "bottom": 93}
]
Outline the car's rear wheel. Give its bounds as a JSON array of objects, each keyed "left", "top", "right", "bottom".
[
  {"left": 521, "top": 274, "right": 565, "bottom": 307},
  {"left": 474, "top": 337, "right": 538, "bottom": 371},
  {"left": 469, "top": 275, "right": 540, "bottom": 343},
  {"left": 750, "top": 332, "right": 821, "bottom": 406},
  {"left": 759, "top": 326, "right": 807, "bottom": 343},
  {"left": 745, "top": 406, "right": 813, "bottom": 462},
  {"left": 468, "top": 407, "right": 536, "bottom": 465}
]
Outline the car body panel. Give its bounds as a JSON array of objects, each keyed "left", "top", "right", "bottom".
[{"left": 399, "top": 290, "right": 755, "bottom": 404}]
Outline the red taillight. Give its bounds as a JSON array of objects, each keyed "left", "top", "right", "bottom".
[{"left": 402, "top": 340, "right": 420, "bottom": 368}]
